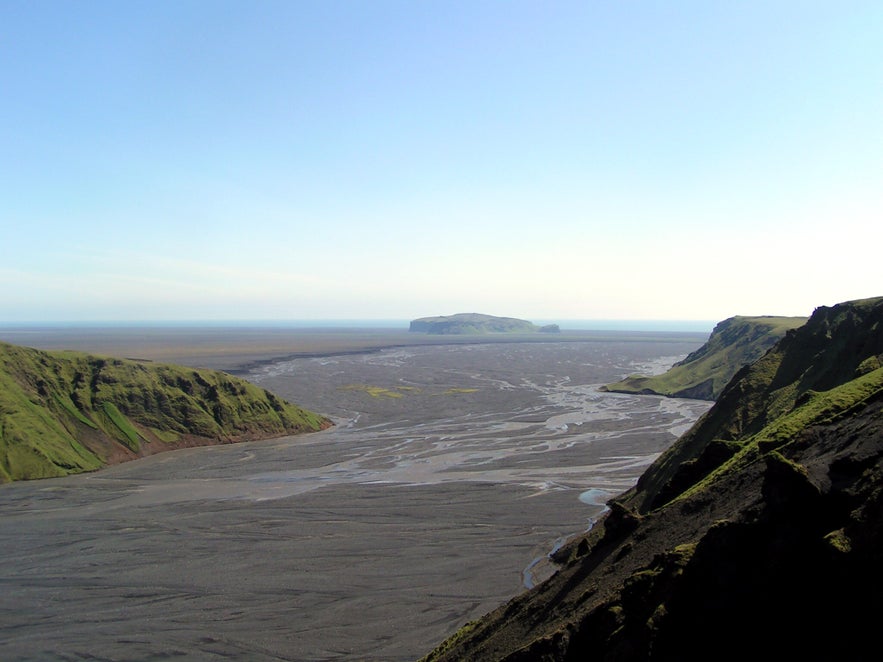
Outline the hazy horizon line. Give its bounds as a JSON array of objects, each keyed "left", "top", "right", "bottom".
[{"left": 0, "top": 318, "right": 717, "bottom": 332}]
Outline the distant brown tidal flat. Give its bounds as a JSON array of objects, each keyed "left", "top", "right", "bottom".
[
  {"left": 0, "top": 327, "right": 711, "bottom": 660},
  {"left": 0, "top": 325, "right": 708, "bottom": 371}
]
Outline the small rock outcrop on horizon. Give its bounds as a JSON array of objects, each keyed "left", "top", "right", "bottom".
[
  {"left": 602, "top": 315, "right": 807, "bottom": 400},
  {"left": 409, "top": 313, "right": 550, "bottom": 335},
  {"left": 0, "top": 342, "right": 331, "bottom": 482},
  {"left": 422, "top": 296, "right": 883, "bottom": 661}
]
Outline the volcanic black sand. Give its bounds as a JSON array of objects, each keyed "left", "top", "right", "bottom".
[{"left": 0, "top": 327, "right": 710, "bottom": 660}]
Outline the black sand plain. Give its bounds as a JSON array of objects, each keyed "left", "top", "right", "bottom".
[{"left": 0, "top": 327, "right": 711, "bottom": 660}]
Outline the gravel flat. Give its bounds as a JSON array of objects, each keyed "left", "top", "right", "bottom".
[{"left": 0, "top": 333, "right": 710, "bottom": 660}]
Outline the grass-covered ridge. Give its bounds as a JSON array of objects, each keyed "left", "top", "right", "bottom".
[
  {"left": 627, "top": 298, "right": 883, "bottom": 512},
  {"left": 602, "top": 315, "right": 807, "bottom": 400},
  {"left": 0, "top": 342, "right": 330, "bottom": 482}
]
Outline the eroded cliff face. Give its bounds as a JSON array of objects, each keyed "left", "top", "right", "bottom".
[
  {"left": 0, "top": 342, "right": 331, "bottom": 482},
  {"left": 422, "top": 297, "right": 883, "bottom": 662}
]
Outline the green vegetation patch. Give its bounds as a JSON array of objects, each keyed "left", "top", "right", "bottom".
[
  {"left": 824, "top": 528, "right": 852, "bottom": 554},
  {"left": 148, "top": 427, "right": 181, "bottom": 443},
  {"left": 340, "top": 383, "right": 407, "bottom": 398},
  {"left": 674, "top": 367, "right": 883, "bottom": 504},
  {"left": 101, "top": 401, "right": 142, "bottom": 451},
  {"left": 754, "top": 367, "right": 883, "bottom": 453},
  {"left": 52, "top": 394, "right": 98, "bottom": 429},
  {"left": 0, "top": 369, "right": 104, "bottom": 481},
  {"left": 419, "top": 620, "right": 480, "bottom": 662},
  {"left": 341, "top": 383, "right": 479, "bottom": 398}
]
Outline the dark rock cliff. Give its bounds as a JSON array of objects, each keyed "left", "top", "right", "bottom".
[{"left": 422, "top": 296, "right": 883, "bottom": 661}]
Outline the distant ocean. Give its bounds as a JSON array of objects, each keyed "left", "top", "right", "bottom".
[{"left": 0, "top": 319, "right": 716, "bottom": 333}]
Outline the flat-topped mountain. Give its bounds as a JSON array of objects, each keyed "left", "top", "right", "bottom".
[
  {"left": 409, "top": 313, "right": 559, "bottom": 335},
  {"left": 422, "top": 296, "right": 883, "bottom": 661},
  {"left": 602, "top": 315, "right": 807, "bottom": 400},
  {"left": 0, "top": 342, "right": 330, "bottom": 482}
]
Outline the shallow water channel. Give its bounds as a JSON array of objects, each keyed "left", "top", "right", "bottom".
[{"left": 0, "top": 339, "right": 710, "bottom": 661}]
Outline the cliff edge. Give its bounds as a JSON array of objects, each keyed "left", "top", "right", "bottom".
[{"left": 422, "top": 296, "right": 883, "bottom": 661}]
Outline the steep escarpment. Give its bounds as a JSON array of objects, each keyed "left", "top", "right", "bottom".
[
  {"left": 0, "top": 342, "right": 331, "bottom": 482},
  {"left": 409, "top": 313, "right": 558, "bottom": 335},
  {"left": 602, "top": 315, "right": 806, "bottom": 400},
  {"left": 422, "top": 296, "right": 883, "bottom": 661},
  {"left": 629, "top": 297, "right": 883, "bottom": 512}
]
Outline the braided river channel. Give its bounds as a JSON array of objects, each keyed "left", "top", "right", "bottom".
[{"left": 0, "top": 337, "right": 711, "bottom": 661}]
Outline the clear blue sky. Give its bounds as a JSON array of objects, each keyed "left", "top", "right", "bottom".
[{"left": 2, "top": 1, "right": 881, "bottom": 323}]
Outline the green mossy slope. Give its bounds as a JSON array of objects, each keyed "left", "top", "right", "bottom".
[
  {"left": 602, "top": 315, "right": 807, "bottom": 400},
  {"left": 422, "top": 296, "right": 883, "bottom": 662},
  {"left": 629, "top": 296, "right": 883, "bottom": 512},
  {"left": 0, "top": 342, "right": 330, "bottom": 482}
]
